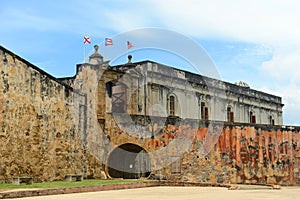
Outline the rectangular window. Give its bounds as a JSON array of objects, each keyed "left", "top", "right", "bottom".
[
  {"left": 251, "top": 116, "right": 256, "bottom": 124},
  {"left": 201, "top": 102, "right": 205, "bottom": 119},
  {"left": 230, "top": 112, "right": 234, "bottom": 122},
  {"left": 249, "top": 111, "right": 255, "bottom": 124},
  {"left": 269, "top": 116, "right": 275, "bottom": 125},
  {"left": 169, "top": 96, "right": 175, "bottom": 116},
  {"left": 112, "top": 84, "right": 127, "bottom": 113},
  {"left": 227, "top": 107, "right": 234, "bottom": 122},
  {"left": 204, "top": 107, "right": 209, "bottom": 120},
  {"left": 200, "top": 102, "right": 209, "bottom": 120},
  {"left": 170, "top": 156, "right": 181, "bottom": 174},
  {"left": 152, "top": 87, "right": 159, "bottom": 104}
]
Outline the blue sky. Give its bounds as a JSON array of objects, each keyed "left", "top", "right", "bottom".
[{"left": 1, "top": 0, "right": 300, "bottom": 125}]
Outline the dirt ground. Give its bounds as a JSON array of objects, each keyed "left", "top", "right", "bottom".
[{"left": 15, "top": 186, "right": 300, "bottom": 200}]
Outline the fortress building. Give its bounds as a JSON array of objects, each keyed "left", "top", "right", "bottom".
[
  {"left": 1, "top": 45, "right": 299, "bottom": 185},
  {"left": 103, "top": 57, "right": 283, "bottom": 125}
]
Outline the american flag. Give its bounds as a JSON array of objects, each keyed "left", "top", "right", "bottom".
[
  {"left": 105, "top": 38, "right": 113, "bottom": 46},
  {"left": 127, "top": 41, "right": 133, "bottom": 49},
  {"left": 84, "top": 36, "right": 91, "bottom": 44}
]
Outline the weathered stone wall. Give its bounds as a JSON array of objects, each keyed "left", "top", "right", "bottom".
[
  {"left": 0, "top": 47, "right": 88, "bottom": 183},
  {"left": 176, "top": 124, "right": 300, "bottom": 186},
  {"left": 101, "top": 112, "right": 300, "bottom": 185},
  {"left": 68, "top": 63, "right": 115, "bottom": 179},
  {"left": 125, "top": 121, "right": 300, "bottom": 185}
]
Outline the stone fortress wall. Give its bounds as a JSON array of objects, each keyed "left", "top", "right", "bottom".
[
  {"left": 112, "top": 119, "right": 300, "bottom": 185},
  {"left": 1, "top": 45, "right": 300, "bottom": 185},
  {"left": 0, "top": 46, "right": 103, "bottom": 182}
]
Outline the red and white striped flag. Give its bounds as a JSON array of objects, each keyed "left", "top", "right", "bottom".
[
  {"left": 127, "top": 41, "right": 133, "bottom": 49},
  {"left": 84, "top": 36, "right": 91, "bottom": 44},
  {"left": 105, "top": 38, "right": 113, "bottom": 46}
]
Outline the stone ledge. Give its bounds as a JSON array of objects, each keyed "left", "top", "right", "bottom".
[
  {"left": 0, "top": 181, "right": 161, "bottom": 199},
  {"left": 0, "top": 181, "right": 233, "bottom": 199},
  {"left": 159, "top": 181, "right": 231, "bottom": 188}
]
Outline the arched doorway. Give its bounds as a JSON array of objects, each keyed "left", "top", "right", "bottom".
[{"left": 107, "top": 143, "right": 150, "bottom": 179}]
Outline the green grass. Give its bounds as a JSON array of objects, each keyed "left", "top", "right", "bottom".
[{"left": 0, "top": 179, "right": 149, "bottom": 190}]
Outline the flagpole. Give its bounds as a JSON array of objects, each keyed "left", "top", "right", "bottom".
[
  {"left": 126, "top": 42, "right": 128, "bottom": 62},
  {"left": 126, "top": 41, "right": 133, "bottom": 61},
  {"left": 83, "top": 36, "right": 91, "bottom": 63},
  {"left": 84, "top": 44, "right": 86, "bottom": 63},
  {"left": 104, "top": 38, "right": 107, "bottom": 59}
]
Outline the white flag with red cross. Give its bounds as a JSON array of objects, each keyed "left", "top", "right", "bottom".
[{"left": 84, "top": 36, "right": 91, "bottom": 44}]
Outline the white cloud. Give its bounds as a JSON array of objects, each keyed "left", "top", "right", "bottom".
[
  {"left": 259, "top": 48, "right": 300, "bottom": 125},
  {"left": 5, "top": 0, "right": 300, "bottom": 45},
  {"left": 149, "top": 0, "right": 300, "bottom": 45},
  {"left": 258, "top": 83, "right": 300, "bottom": 125},
  {"left": 261, "top": 48, "right": 300, "bottom": 82},
  {"left": 103, "top": 12, "right": 150, "bottom": 32},
  {"left": 0, "top": 9, "right": 58, "bottom": 32}
]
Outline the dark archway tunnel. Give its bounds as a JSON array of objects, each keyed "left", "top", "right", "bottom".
[{"left": 107, "top": 143, "right": 151, "bottom": 179}]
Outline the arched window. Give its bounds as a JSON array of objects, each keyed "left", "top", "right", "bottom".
[
  {"left": 250, "top": 111, "right": 256, "bottom": 124},
  {"left": 200, "top": 102, "right": 209, "bottom": 120},
  {"left": 269, "top": 115, "right": 275, "bottom": 125},
  {"left": 227, "top": 106, "right": 234, "bottom": 122},
  {"left": 169, "top": 95, "right": 175, "bottom": 116}
]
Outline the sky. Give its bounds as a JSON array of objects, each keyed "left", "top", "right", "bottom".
[{"left": 1, "top": 0, "right": 300, "bottom": 125}]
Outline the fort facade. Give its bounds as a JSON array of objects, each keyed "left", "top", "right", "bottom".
[{"left": 1, "top": 45, "right": 299, "bottom": 185}]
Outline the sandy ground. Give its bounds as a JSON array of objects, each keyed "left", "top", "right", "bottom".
[{"left": 15, "top": 186, "right": 300, "bottom": 200}]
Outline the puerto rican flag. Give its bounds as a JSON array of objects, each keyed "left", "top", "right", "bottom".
[
  {"left": 127, "top": 41, "right": 133, "bottom": 49},
  {"left": 84, "top": 36, "right": 91, "bottom": 44},
  {"left": 105, "top": 38, "right": 113, "bottom": 46}
]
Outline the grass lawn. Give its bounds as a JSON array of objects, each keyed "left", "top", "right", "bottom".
[{"left": 0, "top": 179, "right": 149, "bottom": 190}]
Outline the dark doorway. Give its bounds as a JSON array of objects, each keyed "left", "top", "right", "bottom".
[{"left": 108, "top": 143, "right": 150, "bottom": 179}]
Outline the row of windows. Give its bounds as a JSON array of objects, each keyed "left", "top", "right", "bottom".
[
  {"left": 169, "top": 96, "right": 275, "bottom": 125},
  {"left": 169, "top": 95, "right": 209, "bottom": 120},
  {"left": 106, "top": 84, "right": 277, "bottom": 125}
]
